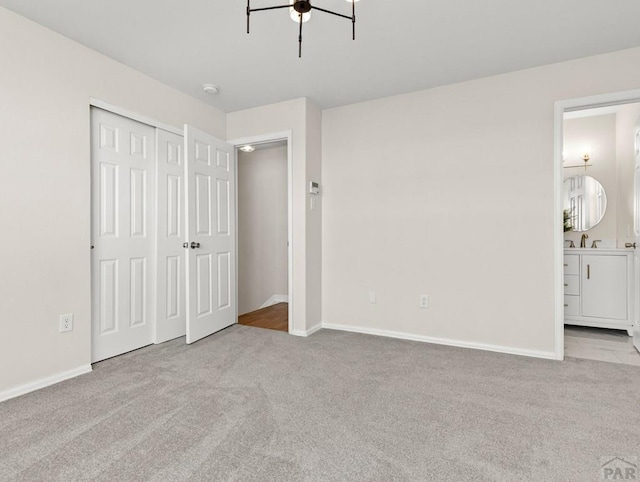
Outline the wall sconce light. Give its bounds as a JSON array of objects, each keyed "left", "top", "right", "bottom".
[{"left": 562, "top": 148, "right": 593, "bottom": 170}]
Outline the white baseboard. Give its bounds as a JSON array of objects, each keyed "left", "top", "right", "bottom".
[
  {"left": 290, "top": 323, "right": 323, "bottom": 337},
  {"left": 306, "top": 323, "right": 323, "bottom": 336},
  {"left": 259, "top": 294, "right": 289, "bottom": 309},
  {"left": 0, "top": 364, "right": 93, "bottom": 403},
  {"left": 321, "top": 323, "right": 559, "bottom": 360}
]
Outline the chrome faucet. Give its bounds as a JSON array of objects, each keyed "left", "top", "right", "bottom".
[{"left": 580, "top": 233, "right": 589, "bottom": 248}]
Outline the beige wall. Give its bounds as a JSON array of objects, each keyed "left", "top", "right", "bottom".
[
  {"left": 306, "top": 101, "right": 323, "bottom": 328},
  {"left": 227, "top": 98, "right": 322, "bottom": 333},
  {"left": 237, "top": 146, "right": 288, "bottom": 315},
  {"left": 563, "top": 115, "right": 618, "bottom": 245},
  {"left": 0, "top": 7, "right": 226, "bottom": 395},
  {"left": 616, "top": 103, "right": 640, "bottom": 247},
  {"left": 322, "top": 47, "right": 640, "bottom": 356}
]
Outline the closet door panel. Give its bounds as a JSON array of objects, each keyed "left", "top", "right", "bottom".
[
  {"left": 156, "top": 129, "right": 187, "bottom": 343},
  {"left": 185, "top": 125, "right": 236, "bottom": 344},
  {"left": 91, "top": 108, "right": 155, "bottom": 362}
]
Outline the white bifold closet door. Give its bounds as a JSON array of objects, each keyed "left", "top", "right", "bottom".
[
  {"left": 91, "top": 108, "right": 156, "bottom": 362},
  {"left": 92, "top": 109, "right": 236, "bottom": 362},
  {"left": 156, "top": 129, "right": 187, "bottom": 344},
  {"left": 184, "top": 125, "right": 237, "bottom": 344}
]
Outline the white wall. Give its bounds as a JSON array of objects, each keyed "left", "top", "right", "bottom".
[
  {"left": 322, "top": 47, "right": 640, "bottom": 357},
  {"left": 227, "top": 98, "right": 322, "bottom": 334},
  {"left": 306, "top": 102, "right": 323, "bottom": 329},
  {"left": 563, "top": 114, "right": 618, "bottom": 245},
  {"left": 237, "top": 146, "right": 288, "bottom": 315},
  {"left": 0, "top": 6, "right": 226, "bottom": 396},
  {"left": 615, "top": 103, "right": 640, "bottom": 247}
]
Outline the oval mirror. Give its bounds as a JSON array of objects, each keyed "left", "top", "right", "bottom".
[{"left": 563, "top": 175, "right": 607, "bottom": 232}]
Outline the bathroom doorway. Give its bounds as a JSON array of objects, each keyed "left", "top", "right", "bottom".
[{"left": 557, "top": 94, "right": 640, "bottom": 365}]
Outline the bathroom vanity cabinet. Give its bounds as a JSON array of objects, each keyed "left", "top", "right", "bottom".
[{"left": 564, "top": 249, "right": 634, "bottom": 335}]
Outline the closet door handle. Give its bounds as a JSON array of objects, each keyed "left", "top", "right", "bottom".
[
  {"left": 587, "top": 264, "right": 590, "bottom": 279},
  {"left": 190, "top": 241, "right": 201, "bottom": 249}
]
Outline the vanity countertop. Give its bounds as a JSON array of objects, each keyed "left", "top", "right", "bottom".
[{"left": 564, "top": 247, "right": 634, "bottom": 254}]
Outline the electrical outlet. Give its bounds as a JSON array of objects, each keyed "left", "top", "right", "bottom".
[
  {"left": 419, "top": 295, "right": 429, "bottom": 309},
  {"left": 369, "top": 291, "right": 376, "bottom": 304},
  {"left": 59, "top": 313, "right": 73, "bottom": 333}
]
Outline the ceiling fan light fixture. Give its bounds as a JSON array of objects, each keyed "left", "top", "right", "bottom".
[
  {"left": 247, "top": 0, "right": 359, "bottom": 58},
  {"left": 290, "top": 0, "right": 311, "bottom": 22},
  {"left": 290, "top": 10, "right": 311, "bottom": 23}
]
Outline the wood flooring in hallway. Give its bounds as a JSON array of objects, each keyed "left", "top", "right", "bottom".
[{"left": 238, "top": 302, "right": 288, "bottom": 332}]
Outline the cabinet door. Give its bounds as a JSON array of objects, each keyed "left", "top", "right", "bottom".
[{"left": 581, "top": 255, "right": 627, "bottom": 320}]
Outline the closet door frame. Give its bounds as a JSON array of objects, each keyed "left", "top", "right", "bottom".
[{"left": 90, "top": 99, "right": 183, "bottom": 137}]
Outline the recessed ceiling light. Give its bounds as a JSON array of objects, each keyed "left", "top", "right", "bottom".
[
  {"left": 239, "top": 145, "right": 255, "bottom": 153},
  {"left": 202, "top": 84, "right": 219, "bottom": 95}
]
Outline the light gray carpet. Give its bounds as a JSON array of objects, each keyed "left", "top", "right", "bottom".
[{"left": 1, "top": 325, "right": 639, "bottom": 481}]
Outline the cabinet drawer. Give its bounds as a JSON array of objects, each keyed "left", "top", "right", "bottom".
[
  {"left": 564, "top": 295, "right": 580, "bottom": 316},
  {"left": 563, "top": 275, "right": 580, "bottom": 296},
  {"left": 564, "top": 255, "right": 579, "bottom": 275}
]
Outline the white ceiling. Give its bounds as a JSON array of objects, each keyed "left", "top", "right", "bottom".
[{"left": 2, "top": 0, "right": 640, "bottom": 113}]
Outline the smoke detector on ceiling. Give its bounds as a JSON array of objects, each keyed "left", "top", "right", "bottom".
[{"left": 202, "top": 84, "right": 219, "bottom": 95}]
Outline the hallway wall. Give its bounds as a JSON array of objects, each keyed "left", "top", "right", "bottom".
[{"left": 237, "top": 145, "right": 288, "bottom": 315}]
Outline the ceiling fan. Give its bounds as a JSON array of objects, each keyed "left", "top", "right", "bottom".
[{"left": 246, "top": 0, "right": 360, "bottom": 58}]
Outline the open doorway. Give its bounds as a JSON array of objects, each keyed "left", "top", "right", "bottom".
[
  {"left": 558, "top": 98, "right": 640, "bottom": 365},
  {"left": 235, "top": 140, "right": 290, "bottom": 332}
]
